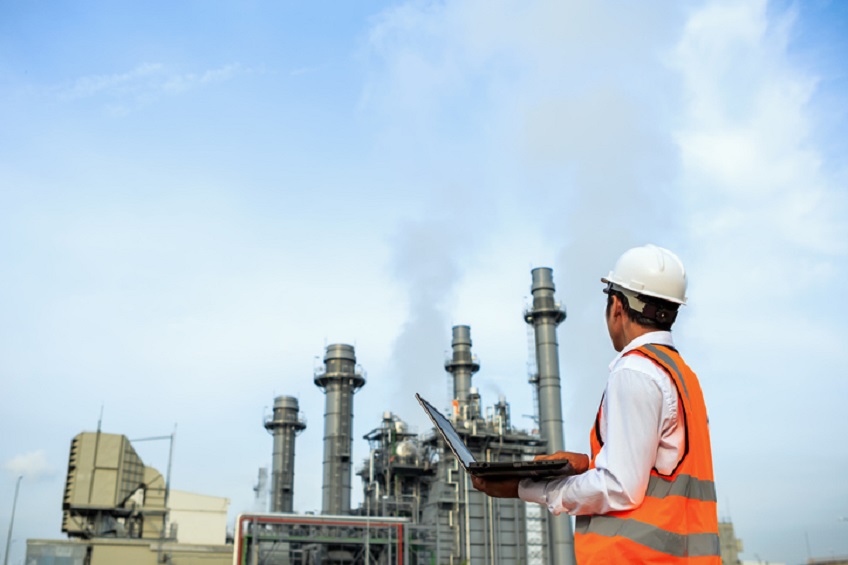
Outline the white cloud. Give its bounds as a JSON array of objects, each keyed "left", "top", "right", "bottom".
[
  {"left": 162, "top": 63, "right": 244, "bottom": 93},
  {"left": 3, "top": 450, "right": 54, "bottom": 480},
  {"left": 674, "top": 0, "right": 846, "bottom": 277},
  {"left": 58, "top": 62, "right": 251, "bottom": 111},
  {"left": 672, "top": 1, "right": 848, "bottom": 561},
  {"left": 61, "top": 63, "right": 165, "bottom": 100}
]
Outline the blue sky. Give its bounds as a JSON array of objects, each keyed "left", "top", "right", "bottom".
[{"left": 2, "top": 1, "right": 847, "bottom": 564}]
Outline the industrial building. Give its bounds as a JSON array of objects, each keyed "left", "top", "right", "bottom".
[
  {"left": 27, "top": 431, "right": 231, "bottom": 565},
  {"left": 236, "top": 267, "right": 575, "bottom": 565},
  {"left": 26, "top": 267, "right": 599, "bottom": 564}
]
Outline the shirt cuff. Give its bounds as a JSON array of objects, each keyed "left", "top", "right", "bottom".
[{"left": 518, "top": 478, "right": 548, "bottom": 506}]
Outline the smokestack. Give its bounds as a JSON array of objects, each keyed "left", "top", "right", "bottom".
[
  {"left": 264, "top": 396, "right": 306, "bottom": 513},
  {"left": 314, "top": 344, "right": 365, "bottom": 515},
  {"left": 444, "top": 325, "right": 480, "bottom": 418},
  {"left": 524, "top": 267, "right": 575, "bottom": 565}
]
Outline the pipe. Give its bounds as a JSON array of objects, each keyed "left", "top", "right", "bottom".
[
  {"left": 3, "top": 476, "right": 21, "bottom": 565},
  {"left": 524, "top": 267, "right": 576, "bottom": 565}
]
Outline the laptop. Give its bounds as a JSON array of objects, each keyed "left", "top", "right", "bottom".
[{"left": 416, "top": 393, "right": 577, "bottom": 480}]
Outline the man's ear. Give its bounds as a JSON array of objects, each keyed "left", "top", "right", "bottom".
[{"left": 612, "top": 295, "right": 624, "bottom": 317}]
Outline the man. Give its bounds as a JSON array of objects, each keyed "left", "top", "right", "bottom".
[{"left": 472, "top": 245, "right": 720, "bottom": 564}]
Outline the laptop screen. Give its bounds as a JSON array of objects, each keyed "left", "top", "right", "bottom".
[{"left": 418, "top": 395, "right": 476, "bottom": 468}]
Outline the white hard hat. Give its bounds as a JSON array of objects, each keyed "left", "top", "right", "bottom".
[{"left": 601, "top": 245, "right": 687, "bottom": 305}]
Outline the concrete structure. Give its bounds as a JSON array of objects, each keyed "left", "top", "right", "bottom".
[
  {"left": 314, "top": 344, "right": 366, "bottom": 515},
  {"left": 264, "top": 396, "right": 306, "bottom": 513},
  {"left": 27, "top": 538, "right": 231, "bottom": 565},
  {"left": 167, "top": 490, "right": 229, "bottom": 545},
  {"left": 524, "top": 267, "right": 574, "bottom": 565},
  {"left": 719, "top": 520, "right": 743, "bottom": 565}
]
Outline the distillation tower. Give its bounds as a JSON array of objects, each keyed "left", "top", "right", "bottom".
[
  {"left": 264, "top": 396, "right": 306, "bottom": 513},
  {"left": 314, "top": 343, "right": 366, "bottom": 515},
  {"left": 524, "top": 267, "right": 574, "bottom": 565}
]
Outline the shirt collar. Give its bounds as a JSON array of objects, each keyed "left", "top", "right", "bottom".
[{"left": 609, "top": 331, "right": 675, "bottom": 371}]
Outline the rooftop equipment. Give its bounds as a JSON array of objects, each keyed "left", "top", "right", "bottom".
[
  {"left": 524, "top": 267, "right": 575, "bottom": 565},
  {"left": 314, "top": 343, "right": 366, "bottom": 515},
  {"left": 264, "top": 396, "right": 306, "bottom": 513},
  {"left": 61, "top": 432, "right": 166, "bottom": 540}
]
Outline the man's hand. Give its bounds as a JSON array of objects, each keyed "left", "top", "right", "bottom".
[
  {"left": 534, "top": 451, "right": 590, "bottom": 474},
  {"left": 471, "top": 452, "right": 589, "bottom": 500},
  {"left": 471, "top": 476, "right": 521, "bottom": 498}
]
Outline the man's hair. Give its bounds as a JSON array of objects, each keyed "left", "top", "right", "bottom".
[{"left": 606, "top": 288, "right": 679, "bottom": 332}]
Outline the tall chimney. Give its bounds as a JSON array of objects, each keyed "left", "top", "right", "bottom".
[
  {"left": 264, "top": 396, "right": 306, "bottom": 513},
  {"left": 524, "top": 267, "right": 575, "bottom": 565},
  {"left": 444, "top": 325, "right": 480, "bottom": 418},
  {"left": 314, "top": 344, "right": 365, "bottom": 515}
]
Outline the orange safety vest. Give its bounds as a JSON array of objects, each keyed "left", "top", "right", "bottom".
[{"left": 574, "top": 344, "right": 720, "bottom": 564}]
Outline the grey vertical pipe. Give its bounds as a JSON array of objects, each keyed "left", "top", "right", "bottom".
[
  {"left": 264, "top": 396, "right": 306, "bottom": 513},
  {"left": 524, "top": 267, "right": 576, "bottom": 565},
  {"left": 254, "top": 467, "right": 269, "bottom": 511},
  {"left": 444, "top": 325, "right": 480, "bottom": 416},
  {"left": 3, "top": 476, "right": 22, "bottom": 565},
  {"left": 314, "top": 344, "right": 366, "bottom": 515}
]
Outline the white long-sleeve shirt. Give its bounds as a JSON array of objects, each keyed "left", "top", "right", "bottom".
[{"left": 519, "top": 331, "right": 685, "bottom": 516}]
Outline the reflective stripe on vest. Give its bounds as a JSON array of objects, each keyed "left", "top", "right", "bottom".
[
  {"left": 575, "top": 516, "right": 720, "bottom": 558},
  {"left": 643, "top": 343, "right": 689, "bottom": 400},
  {"left": 646, "top": 474, "right": 716, "bottom": 502},
  {"left": 575, "top": 344, "right": 720, "bottom": 563}
]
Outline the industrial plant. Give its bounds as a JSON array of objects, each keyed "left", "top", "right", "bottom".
[
  {"left": 25, "top": 267, "right": 686, "bottom": 565},
  {"left": 229, "top": 266, "right": 576, "bottom": 565}
]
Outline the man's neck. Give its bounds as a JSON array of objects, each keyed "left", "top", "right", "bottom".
[{"left": 622, "top": 321, "right": 662, "bottom": 346}]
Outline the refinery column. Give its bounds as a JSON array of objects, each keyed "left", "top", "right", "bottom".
[
  {"left": 524, "top": 267, "right": 575, "bottom": 565},
  {"left": 264, "top": 396, "right": 306, "bottom": 513},
  {"left": 314, "top": 344, "right": 366, "bottom": 515},
  {"left": 444, "top": 325, "right": 480, "bottom": 418}
]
